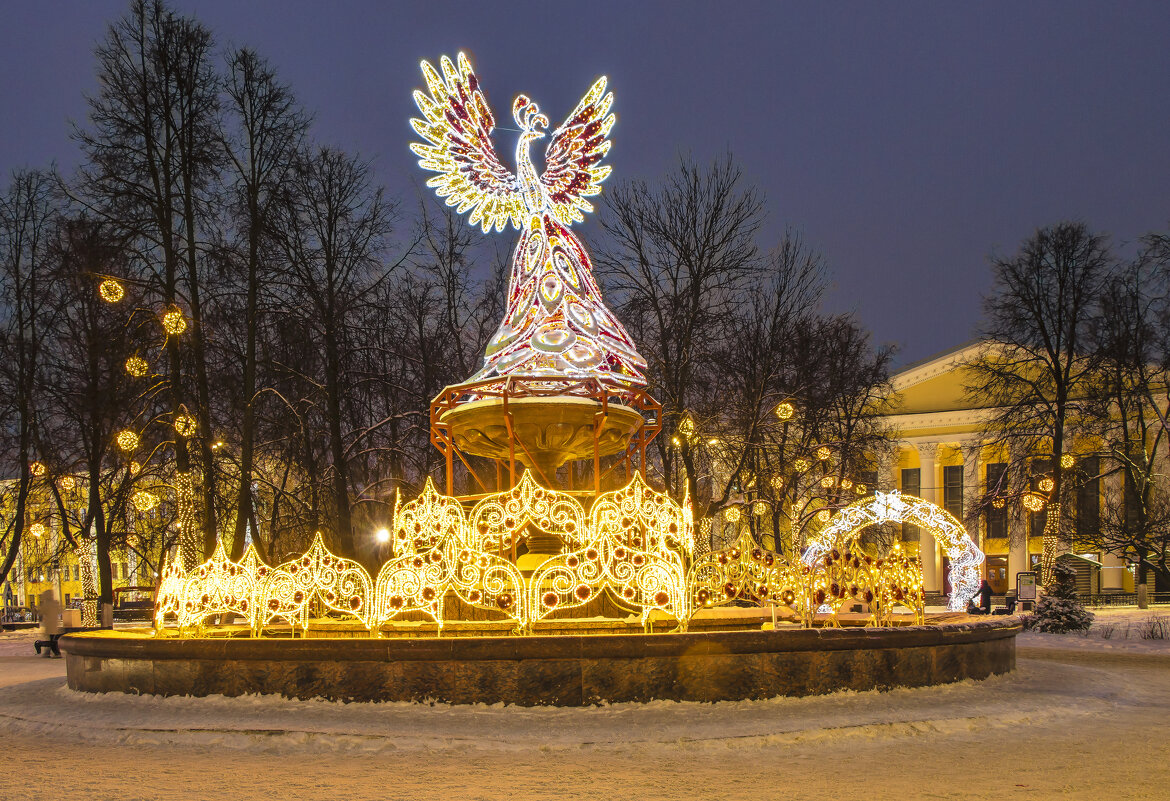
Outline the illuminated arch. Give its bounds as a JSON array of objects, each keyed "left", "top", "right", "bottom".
[{"left": 803, "top": 491, "right": 984, "bottom": 611}]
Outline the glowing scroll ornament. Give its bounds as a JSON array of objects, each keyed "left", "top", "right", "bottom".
[{"left": 411, "top": 52, "right": 647, "bottom": 387}]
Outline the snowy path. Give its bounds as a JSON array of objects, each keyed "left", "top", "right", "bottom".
[{"left": 0, "top": 629, "right": 1166, "bottom": 800}]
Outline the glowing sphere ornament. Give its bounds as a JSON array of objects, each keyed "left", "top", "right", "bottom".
[
  {"left": 98, "top": 279, "right": 124, "bottom": 303},
  {"left": 28, "top": 461, "right": 46, "bottom": 477},
  {"left": 1061, "top": 453, "right": 1075, "bottom": 469},
  {"left": 775, "top": 401, "right": 795, "bottom": 421},
  {"left": 794, "top": 458, "right": 811, "bottom": 472},
  {"left": 59, "top": 476, "right": 75, "bottom": 491},
  {"left": 125, "top": 356, "right": 148, "bottom": 377},
  {"left": 724, "top": 506, "right": 741, "bottom": 523},
  {"left": 29, "top": 522, "right": 47, "bottom": 538},
  {"left": 753, "top": 501, "right": 768, "bottom": 517},
  {"left": 816, "top": 446, "right": 832, "bottom": 461},
  {"left": 161, "top": 306, "right": 187, "bottom": 336},
  {"left": 1022, "top": 493, "right": 1046, "bottom": 512},
  {"left": 1038, "top": 477, "right": 1055, "bottom": 493},
  {"left": 174, "top": 414, "right": 197, "bottom": 438},
  {"left": 132, "top": 491, "right": 158, "bottom": 513},
  {"left": 816, "top": 509, "right": 831, "bottom": 523},
  {"left": 116, "top": 429, "right": 139, "bottom": 452}
]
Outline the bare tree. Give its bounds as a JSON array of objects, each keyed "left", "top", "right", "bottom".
[
  {"left": 0, "top": 170, "right": 58, "bottom": 587},
  {"left": 596, "top": 155, "right": 764, "bottom": 496},
  {"left": 966, "top": 222, "right": 1111, "bottom": 584},
  {"left": 1082, "top": 239, "right": 1170, "bottom": 598}
]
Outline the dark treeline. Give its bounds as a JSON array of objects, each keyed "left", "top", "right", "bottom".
[{"left": 0, "top": 0, "right": 896, "bottom": 602}]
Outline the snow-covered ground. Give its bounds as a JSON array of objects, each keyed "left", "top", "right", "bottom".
[{"left": 0, "top": 623, "right": 1166, "bottom": 800}]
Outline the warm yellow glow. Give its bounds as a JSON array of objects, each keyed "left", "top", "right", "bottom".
[
  {"left": 769, "top": 474, "right": 784, "bottom": 492},
  {"left": 174, "top": 414, "right": 197, "bottom": 438},
  {"left": 708, "top": 438, "right": 719, "bottom": 446},
  {"left": 29, "top": 522, "right": 47, "bottom": 538},
  {"left": 724, "top": 506, "right": 742, "bottom": 523},
  {"left": 840, "top": 478, "right": 853, "bottom": 490},
  {"left": 98, "top": 279, "right": 124, "bottom": 303},
  {"left": 816, "top": 509, "right": 831, "bottom": 523},
  {"left": 794, "top": 458, "right": 811, "bottom": 472},
  {"left": 752, "top": 500, "right": 768, "bottom": 517},
  {"left": 1038, "top": 477, "right": 1054, "bottom": 493},
  {"left": 678, "top": 414, "right": 696, "bottom": 441},
  {"left": 820, "top": 476, "right": 835, "bottom": 488},
  {"left": 816, "top": 446, "right": 831, "bottom": 461},
  {"left": 374, "top": 527, "right": 391, "bottom": 544},
  {"left": 1060, "top": 453, "right": 1075, "bottom": 469},
  {"left": 1022, "top": 492, "right": 1046, "bottom": 512},
  {"left": 774, "top": 401, "right": 795, "bottom": 421},
  {"left": 132, "top": 490, "right": 158, "bottom": 513},
  {"left": 129, "top": 460, "right": 141, "bottom": 474},
  {"left": 28, "top": 461, "right": 46, "bottom": 477},
  {"left": 162, "top": 306, "right": 187, "bottom": 336},
  {"left": 807, "top": 491, "right": 983, "bottom": 612},
  {"left": 855, "top": 484, "right": 867, "bottom": 495},
  {"left": 124, "top": 356, "right": 148, "bottom": 377},
  {"left": 992, "top": 497, "right": 1006, "bottom": 509},
  {"left": 116, "top": 429, "right": 139, "bottom": 452},
  {"left": 59, "top": 476, "right": 75, "bottom": 491}
]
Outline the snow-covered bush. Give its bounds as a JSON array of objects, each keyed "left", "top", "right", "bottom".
[{"left": 1024, "top": 562, "right": 1094, "bottom": 633}]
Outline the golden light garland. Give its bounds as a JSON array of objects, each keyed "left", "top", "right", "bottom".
[
  {"left": 159, "top": 471, "right": 694, "bottom": 637},
  {"left": 775, "top": 401, "right": 795, "bottom": 421},
  {"left": 98, "top": 278, "right": 124, "bottom": 303},
  {"left": 806, "top": 491, "right": 983, "bottom": 612},
  {"left": 688, "top": 528, "right": 804, "bottom": 618},
  {"left": 116, "top": 429, "right": 139, "bottom": 452},
  {"left": 29, "top": 461, "right": 46, "bottom": 477},
  {"left": 992, "top": 497, "right": 1006, "bottom": 509},
  {"left": 175, "top": 471, "right": 199, "bottom": 571},
  {"left": 1040, "top": 502, "right": 1061, "bottom": 585},
  {"left": 1060, "top": 453, "right": 1075, "bottom": 469},
  {"left": 79, "top": 539, "right": 98, "bottom": 628},
  {"left": 1037, "top": 477, "right": 1054, "bottom": 493},
  {"left": 59, "top": 475, "right": 75, "bottom": 491},
  {"left": 724, "top": 506, "right": 741, "bottom": 523},
  {"left": 816, "top": 446, "right": 832, "bottom": 461},
  {"left": 124, "top": 356, "right": 148, "bottom": 377},
  {"left": 161, "top": 306, "right": 187, "bottom": 336}
]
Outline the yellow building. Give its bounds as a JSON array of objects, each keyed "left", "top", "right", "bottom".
[{"left": 880, "top": 341, "right": 1133, "bottom": 597}]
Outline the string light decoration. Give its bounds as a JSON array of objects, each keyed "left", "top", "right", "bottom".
[
  {"left": 161, "top": 306, "right": 187, "bottom": 336},
  {"left": 816, "top": 446, "right": 832, "bottom": 461},
  {"left": 775, "top": 401, "right": 795, "bottom": 421},
  {"left": 752, "top": 500, "right": 768, "bottom": 517},
  {"left": 175, "top": 472, "right": 199, "bottom": 571},
  {"left": 688, "top": 528, "right": 804, "bottom": 618},
  {"left": 1037, "top": 477, "right": 1055, "bottom": 493},
  {"left": 816, "top": 509, "right": 831, "bottom": 523},
  {"left": 992, "top": 497, "right": 1006, "bottom": 509},
  {"left": 840, "top": 478, "right": 853, "bottom": 491},
  {"left": 724, "top": 506, "right": 742, "bottom": 523},
  {"left": 29, "top": 461, "right": 46, "bottom": 477},
  {"left": 1060, "top": 453, "right": 1076, "bottom": 470},
  {"left": 1040, "top": 502, "right": 1061, "bottom": 584},
  {"left": 794, "top": 458, "right": 811, "bottom": 472},
  {"left": 373, "top": 479, "right": 526, "bottom": 633},
  {"left": 770, "top": 474, "right": 785, "bottom": 492},
  {"left": 157, "top": 471, "right": 695, "bottom": 637},
  {"left": 29, "top": 522, "right": 47, "bottom": 538},
  {"left": 256, "top": 533, "right": 373, "bottom": 635},
  {"left": 124, "top": 356, "right": 148, "bottom": 377},
  {"left": 79, "top": 539, "right": 98, "bottom": 628},
  {"left": 173, "top": 414, "right": 197, "bottom": 438},
  {"left": 1022, "top": 492, "right": 1046, "bottom": 512},
  {"left": 820, "top": 476, "right": 836, "bottom": 488},
  {"left": 529, "top": 473, "right": 691, "bottom": 631},
  {"left": 411, "top": 52, "right": 646, "bottom": 388},
  {"left": 116, "top": 429, "right": 139, "bottom": 452},
  {"left": 59, "top": 475, "right": 75, "bottom": 491},
  {"left": 804, "top": 491, "right": 984, "bottom": 612},
  {"left": 131, "top": 490, "right": 158, "bottom": 513},
  {"left": 98, "top": 278, "right": 124, "bottom": 303},
  {"left": 855, "top": 484, "right": 867, "bottom": 495}
]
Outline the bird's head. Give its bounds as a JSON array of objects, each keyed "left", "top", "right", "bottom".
[{"left": 513, "top": 95, "right": 548, "bottom": 138}]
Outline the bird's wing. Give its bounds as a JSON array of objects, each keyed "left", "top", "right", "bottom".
[
  {"left": 540, "top": 76, "right": 615, "bottom": 226},
  {"left": 410, "top": 53, "right": 521, "bottom": 233}
]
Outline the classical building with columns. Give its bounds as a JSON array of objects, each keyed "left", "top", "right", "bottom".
[{"left": 879, "top": 341, "right": 1134, "bottom": 598}]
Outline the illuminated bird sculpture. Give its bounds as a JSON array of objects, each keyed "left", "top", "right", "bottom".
[{"left": 411, "top": 53, "right": 647, "bottom": 388}]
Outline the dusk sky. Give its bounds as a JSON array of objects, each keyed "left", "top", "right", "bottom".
[{"left": 2, "top": 1, "right": 1168, "bottom": 365}]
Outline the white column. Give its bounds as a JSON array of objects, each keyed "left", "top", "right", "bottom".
[
  {"left": 916, "top": 441, "right": 940, "bottom": 593},
  {"left": 962, "top": 441, "right": 982, "bottom": 573}
]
